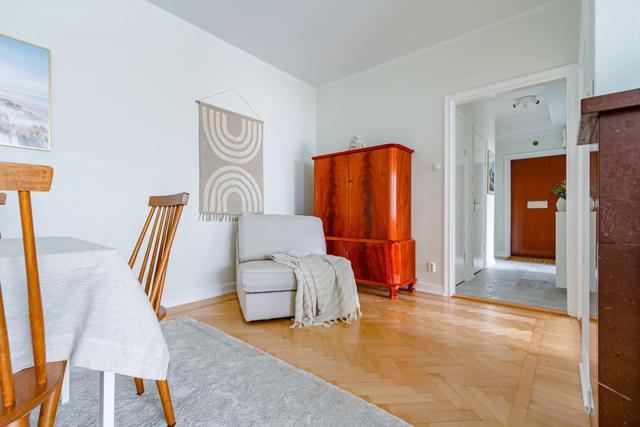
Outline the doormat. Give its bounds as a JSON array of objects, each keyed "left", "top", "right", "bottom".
[{"left": 506, "top": 256, "right": 555, "bottom": 265}]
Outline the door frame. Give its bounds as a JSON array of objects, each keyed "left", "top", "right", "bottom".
[
  {"left": 443, "top": 64, "right": 586, "bottom": 318},
  {"left": 455, "top": 110, "right": 474, "bottom": 284},
  {"left": 472, "top": 129, "right": 487, "bottom": 273},
  {"left": 503, "top": 148, "right": 566, "bottom": 258}
]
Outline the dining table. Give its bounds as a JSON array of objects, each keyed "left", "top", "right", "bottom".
[{"left": 0, "top": 236, "right": 169, "bottom": 427}]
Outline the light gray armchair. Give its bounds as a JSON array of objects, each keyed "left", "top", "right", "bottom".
[{"left": 236, "top": 214, "right": 326, "bottom": 321}]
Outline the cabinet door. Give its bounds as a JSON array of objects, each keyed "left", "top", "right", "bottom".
[
  {"left": 327, "top": 239, "right": 416, "bottom": 286},
  {"left": 350, "top": 241, "right": 389, "bottom": 284},
  {"left": 314, "top": 156, "right": 349, "bottom": 237},
  {"left": 326, "top": 240, "right": 387, "bottom": 284},
  {"left": 348, "top": 149, "right": 392, "bottom": 239}
]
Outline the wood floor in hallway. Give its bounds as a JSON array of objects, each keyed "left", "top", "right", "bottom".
[{"left": 166, "top": 289, "right": 597, "bottom": 427}]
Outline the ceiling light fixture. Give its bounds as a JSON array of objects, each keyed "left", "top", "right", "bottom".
[{"left": 512, "top": 95, "right": 540, "bottom": 109}]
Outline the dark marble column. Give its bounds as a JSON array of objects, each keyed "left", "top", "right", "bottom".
[{"left": 582, "top": 88, "right": 640, "bottom": 425}]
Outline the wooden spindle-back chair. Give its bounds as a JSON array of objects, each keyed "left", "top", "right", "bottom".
[
  {"left": 127, "top": 192, "right": 188, "bottom": 427},
  {"left": 0, "top": 162, "right": 66, "bottom": 427}
]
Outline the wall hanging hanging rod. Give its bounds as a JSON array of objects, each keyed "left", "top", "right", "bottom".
[{"left": 195, "top": 87, "right": 261, "bottom": 119}]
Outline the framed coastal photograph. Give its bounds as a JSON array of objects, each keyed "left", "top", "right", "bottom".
[
  {"left": 0, "top": 34, "right": 51, "bottom": 151},
  {"left": 487, "top": 149, "right": 495, "bottom": 194}
]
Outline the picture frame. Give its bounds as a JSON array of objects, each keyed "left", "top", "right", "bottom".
[
  {"left": 487, "top": 149, "right": 495, "bottom": 194},
  {"left": 0, "top": 33, "right": 51, "bottom": 151}
]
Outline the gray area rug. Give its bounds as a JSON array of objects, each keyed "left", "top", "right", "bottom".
[{"left": 45, "top": 317, "right": 408, "bottom": 426}]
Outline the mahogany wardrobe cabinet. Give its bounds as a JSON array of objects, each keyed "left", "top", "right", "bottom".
[{"left": 312, "top": 143, "right": 416, "bottom": 299}]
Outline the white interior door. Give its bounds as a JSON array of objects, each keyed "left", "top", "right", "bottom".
[
  {"left": 472, "top": 132, "right": 486, "bottom": 274},
  {"left": 454, "top": 113, "right": 470, "bottom": 284}
]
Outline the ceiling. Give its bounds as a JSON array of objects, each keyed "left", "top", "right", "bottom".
[
  {"left": 492, "top": 79, "right": 567, "bottom": 141},
  {"left": 147, "top": 0, "right": 553, "bottom": 86}
]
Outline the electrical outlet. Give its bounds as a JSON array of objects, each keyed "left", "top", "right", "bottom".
[{"left": 426, "top": 262, "right": 437, "bottom": 273}]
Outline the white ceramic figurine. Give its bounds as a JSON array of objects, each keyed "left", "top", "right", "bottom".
[{"left": 349, "top": 135, "right": 365, "bottom": 150}]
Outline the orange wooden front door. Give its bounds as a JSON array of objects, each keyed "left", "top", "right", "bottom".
[{"left": 511, "top": 154, "right": 566, "bottom": 259}]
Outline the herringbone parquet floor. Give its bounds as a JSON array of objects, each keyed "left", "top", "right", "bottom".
[{"left": 166, "top": 289, "right": 598, "bottom": 427}]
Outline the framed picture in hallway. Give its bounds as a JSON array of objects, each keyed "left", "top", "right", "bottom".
[
  {"left": 0, "top": 33, "right": 51, "bottom": 151},
  {"left": 487, "top": 149, "right": 495, "bottom": 194}
]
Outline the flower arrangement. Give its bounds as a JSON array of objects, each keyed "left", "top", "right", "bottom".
[{"left": 551, "top": 180, "right": 566, "bottom": 199}]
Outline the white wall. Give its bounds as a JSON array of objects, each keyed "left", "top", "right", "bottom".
[
  {"left": 0, "top": 0, "right": 316, "bottom": 306},
  {"left": 494, "top": 131, "right": 566, "bottom": 256},
  {"left": 316, "top": 0, "right": 580, "bottom": 294},
  {"left": 581, "top": 0, "right": 596, "bottom": 97},
  {"left": 594, "top": 0, "right": 640, "bottom": 95}
]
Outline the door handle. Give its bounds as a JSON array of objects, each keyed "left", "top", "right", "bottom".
[{"left": 473, "top": 199, "right": 481, "bottom": 211}]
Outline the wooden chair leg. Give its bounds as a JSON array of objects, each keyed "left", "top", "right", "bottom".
[
  {"left": 134, "top": 377, "right": 145, "bottom": 395},
  {"left": 156, "top": 380, "right": 176, "bottom": 427},
  {"left": 37, "top": 369, "right": 65, "bottom": 427}
]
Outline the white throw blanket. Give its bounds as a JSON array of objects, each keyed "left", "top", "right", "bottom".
[{"left": 270, "top": 252, "right": 362, "bottom": 327}]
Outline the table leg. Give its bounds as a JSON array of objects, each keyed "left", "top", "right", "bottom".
[
  {"left": 99, "top": 371, "right": 115, "bottom": 427},
  {"left": 60, "top": 364, "right": 70, "bottom": 405}
]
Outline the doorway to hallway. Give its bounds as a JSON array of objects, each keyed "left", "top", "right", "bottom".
[{"left": 453, "top": 78, "right": 570, "bottom": 313}]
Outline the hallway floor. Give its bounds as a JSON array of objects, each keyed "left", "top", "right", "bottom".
[{"left": 456, "top": 259, "right": 598, "bottom": 315}]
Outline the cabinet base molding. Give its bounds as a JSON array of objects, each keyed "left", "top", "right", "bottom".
[{"left": 356, "top": 278, "right": 417, "bottom": 299}]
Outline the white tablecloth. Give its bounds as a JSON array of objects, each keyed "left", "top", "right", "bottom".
[{"left": 0, "top": 237, "right": 169, "bottom": 380}]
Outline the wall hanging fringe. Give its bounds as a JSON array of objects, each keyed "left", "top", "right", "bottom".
[{"left": 198, "top": 212, "right": 243, "bottom": 222}]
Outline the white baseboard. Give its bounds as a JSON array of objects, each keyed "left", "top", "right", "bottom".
[
  {"left": 494, "top": 251, "right": 508, "bottom": 258},
  {"left": 163, "top": 282, "right": 236, "bottom": 308},
  {"left": 163, "top": 280, "right": 444, "bottom": 306},
  {"left": 414, "top": 281, "right": 443, "bottom": 296}
]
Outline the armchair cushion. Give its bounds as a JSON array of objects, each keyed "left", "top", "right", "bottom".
[{"left": 238, "top": 260, "right": 296, "bottom": 293}]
